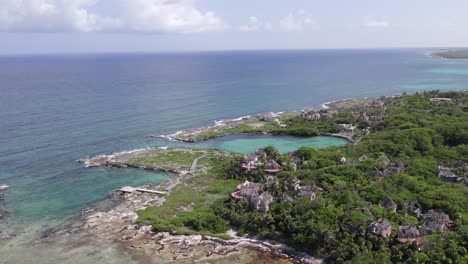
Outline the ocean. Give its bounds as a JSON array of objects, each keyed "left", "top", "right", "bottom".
[{"left": 0, "top": 49, "right": 467, "bottom": 262}]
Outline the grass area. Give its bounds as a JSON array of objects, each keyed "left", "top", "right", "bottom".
[
  {"left": 137, "top": 171, "right": 241, "bottom": 238},
  {"left": 128, "top": 150, "right": 215, "bottom": 170},
  {"left": 197, "top": 119, "right": 323, "bottom": 140}
]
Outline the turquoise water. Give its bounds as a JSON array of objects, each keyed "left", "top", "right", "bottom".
[
  {"left": 8, "top": 168, "right": 171, "bottom": 220},
  {"left": 157, "top": 134, "right": 349, "bottom": 154},
  {"left": 425, "top": 67, "right": 468, "bottom": 75},
  {"left": 2, "top": 133, "right": 347, "bottom": 222},
  {"left": 214, "top": 135, "right": 348, "bottom": 153},
  {"left": 1, "top": 50, "right": 468, "bottom": 262}
]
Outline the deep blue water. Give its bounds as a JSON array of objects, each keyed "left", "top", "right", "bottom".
[{"left": 1, "top": 49, "right": 467, "bottom": 224}]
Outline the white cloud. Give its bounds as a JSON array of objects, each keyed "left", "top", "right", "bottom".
[
  {"left": 239, "top": 16, "right": 272, "bottom": 32},
  {"left": 122, "top": 0, "right": 228, "bottom": 33},
  {"left": 0, "top": 0, "right": 122, "bottom": 32},
  {"left": 239, "top": 10, "right": 316, "bottom": 33},
  {"left": 0, "top": 0, "right": 228, "bottom": 33},
  {"left": 363, "top": 18, "right": 390, "bottom": 28},
  {"left": 279, "top": 9, "right": 316, "bottom": 32}
]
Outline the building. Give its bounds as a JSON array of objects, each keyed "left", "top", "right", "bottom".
[
  {"left": 250, "top": 192, "right": 274, "bottom": 213},
  {"left": 265, "top": 160, "right": 282, "bottom": 173},
  {"left": 297, "top": 187, "right": 316, "bottom": 201},
  {"left": 284, "top": 176, "right": 301, "bottom": 191},
  {"left": 241, "top": 151, "right": 265, "bottom": 170},
  {"left": 359, "top": 155, "right": 369, "bottom": 162},
  {"left": 397, "top": 224, "right": 421, "bottom": 245},
  {"left": 358, "top": 112, "right": 369, "bottom": 122},
  {"left": 379, "top": 196, "right": 397, "bottom": 212},
  {"left": 278, "top": 193, "right": 294, "bottom": 203},
  {"left": 419, "top": 210, "right": 453, "bottom": 235},
  {"left": 437, "top": 166, "right": 458, "bottom": 182},
  {"left": 405, "top": 200, "right": 422, "bottom": 218},
  {"left": 231, "top": 181, "right": 263, "bottom": 200},
  {"left": 368, "top": 218, "right": 392, "bottom": 238},
  {"left": 377, "top": 155, "right": 391, "bottom": 167},
  {"left": 384, "top": 161, "right": 405, "bottom": 176}
]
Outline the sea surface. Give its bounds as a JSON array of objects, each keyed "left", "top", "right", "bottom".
[{"left": 1, "top": 49, "right": 467, "bottom": 263}]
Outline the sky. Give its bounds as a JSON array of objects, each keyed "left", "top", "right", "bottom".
[{"left": 0, "top": 0, "right": 467, "bottom": 54}]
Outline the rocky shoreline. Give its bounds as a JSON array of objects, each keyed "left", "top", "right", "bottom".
[
  {"left": 79, "top": 147, "right": 183, "bottom": 173},
  {"left": 76, "top": 184, "right": 321, "bottom": 264},
  {"left": 74, "top": 147, "right": 322, "bottom": 263},
  {"left": 165, "top": 111, "right": 299, "bottom": 142}
]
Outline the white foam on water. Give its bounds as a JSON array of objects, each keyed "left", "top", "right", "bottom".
[
  {"left": 159, "top": 130, "right": 185, "bottom": 141},
  {"left": 214, "top": 120, "right": 224, "bottom": 126}
]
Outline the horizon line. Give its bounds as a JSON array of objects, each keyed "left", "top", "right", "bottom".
[{"left": 0, "top": 46, "right": 466, "bottom": 57}]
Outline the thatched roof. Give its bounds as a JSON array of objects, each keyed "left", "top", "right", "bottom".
[
  {"left": 379, "top": 196, "right": 397, "bottom": 212},
  {"left": 368, "top": 218, "right": 392, "bottom": 237},
  {"left": 405, "top": 199, "right": 422, "bottom": 217},
  {"left": 398, "top": 224, "right": 420, "bottom": 239},
  {"left": 419, "top": 210, "right": 452, "bottom": 235},
  {"left": 278, "top": 193, "right": 294, "bottom": 203},
  {"left": 359, "top": 155, "right": 369, "bottom": 162},
  {"left": 265, "top": 160, "right": 282, "bottom": 173},
  {"left": 377, "top": 155, "right": 391, "bottom": 167}
]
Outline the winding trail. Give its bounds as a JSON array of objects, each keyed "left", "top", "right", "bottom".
[
  {"left": 188, "top": 154, "right": 208, "bottom": 174},
  {"left": 164, "top": 153, "right": 209, "bottom": 192}
]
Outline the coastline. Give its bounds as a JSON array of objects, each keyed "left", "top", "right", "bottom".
[
  {"left": 38, "top": 95, "right": 391, "bottom": 264},
  {"left": 73, "top": 148, "right": 321, "bottom": 263},
  {"left": 161, "top": 97, "right": 372, "bottom": 143},
  {"left": 75, "top": 182, "right": 321, "bottom": 264},
  {"left": 65, "top": 96, "right": 378, "bottom": 263}
]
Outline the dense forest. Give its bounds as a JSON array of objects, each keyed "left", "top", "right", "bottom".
[{"left": 140, "top": 91, "right": 468, "bottom": 263}]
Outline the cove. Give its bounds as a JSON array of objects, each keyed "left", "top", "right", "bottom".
[{"left": 166, "top": 134, "right": 350, "bottom": 154}]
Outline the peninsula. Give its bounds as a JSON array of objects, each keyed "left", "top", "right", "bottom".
[
  {"left": 76, "top": 90, "right": 467, "bottom": 263},
  {"left": 165, "top": 97, "right": 375, "bottom": 143}
]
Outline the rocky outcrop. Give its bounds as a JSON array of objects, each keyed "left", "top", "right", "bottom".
[{"left": 78, "top": 147, "right": 217, "bottom": 175}]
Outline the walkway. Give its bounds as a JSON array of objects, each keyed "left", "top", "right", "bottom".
[
  {"left": 119, "top": 153, "right": 209, "bottom": 194},
  {"left": 118, "top": 186, "right": 166, "bottom": 195},
  {"left": 187, "top": 154, "right": 208, "bottom": 174}
]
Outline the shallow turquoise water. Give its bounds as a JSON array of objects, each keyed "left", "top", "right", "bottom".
[
  {"left": 215, "top": 135, "right": 348, "bottom": 153},
  {"left": 8, "top": 168, "right": 171, "bottom": 221},
  {"left": 425, "top": 67, "right": 468, "bottom": 75},
  {"left": 2, "top": 134, "right": 346, "bottom": 222}
]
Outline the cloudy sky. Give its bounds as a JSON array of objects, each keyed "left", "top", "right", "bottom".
[{"left": 1, "top": 0, "right": 467, "bottom": 54}]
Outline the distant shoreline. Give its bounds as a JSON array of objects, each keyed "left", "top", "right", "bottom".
[{"left": 432, "top": 50, "right": 468, "bottom": 59}]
